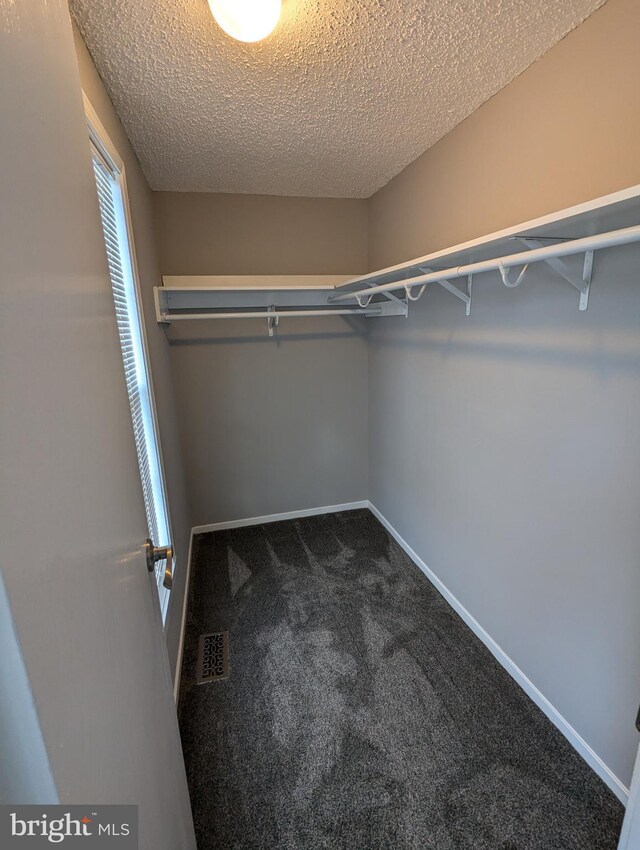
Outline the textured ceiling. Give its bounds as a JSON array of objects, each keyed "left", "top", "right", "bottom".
[{"left": 70, "top": 0, "right": 606, "bottom": 198}]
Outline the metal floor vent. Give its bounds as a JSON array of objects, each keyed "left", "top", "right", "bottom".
[{"left": 196, "top": 631, "right": 230, "bottom": 684}]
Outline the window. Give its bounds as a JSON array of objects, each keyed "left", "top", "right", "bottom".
[{"left": 86, "top": 99, "right": 173, "bottom": 620}]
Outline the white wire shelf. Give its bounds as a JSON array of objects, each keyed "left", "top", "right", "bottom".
[
  {"left": 331, "top": 185, "right": 640, "bottom": 313},
  {"left": 153, "top": 275, "right": 407, "bottom": 335},
  {"left": 154, "top": 186, "right": 640, "bottom": 334}
]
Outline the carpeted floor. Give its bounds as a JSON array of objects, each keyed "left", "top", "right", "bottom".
[{"left": 178, "top": 509, "right": 623, "bottom": 850}]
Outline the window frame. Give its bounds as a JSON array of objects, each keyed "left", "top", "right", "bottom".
[{"left": 83, "top": 92, "right": 174, "bottom": 623}]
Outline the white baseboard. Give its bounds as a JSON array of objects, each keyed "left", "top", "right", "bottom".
[
  {"left": 172, "top": 528, "right": 194, "bottom": 704},
  {"left": 368, "top": 501, "right": 629, "bottom": 804},
  {"left": 191, "top": 501, "right": 369, "bottom": 534}
]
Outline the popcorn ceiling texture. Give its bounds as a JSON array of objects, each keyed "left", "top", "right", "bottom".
[{"left": 70, "top": 0, "right": 607, "bottom": 198}]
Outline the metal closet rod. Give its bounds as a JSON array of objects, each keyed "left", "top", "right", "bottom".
[
  {"left": 160, "top": 307, "right": 385, "bottom": 321},
  {"left": 330, "top": 224, "right": 640, "bottom": 303}
]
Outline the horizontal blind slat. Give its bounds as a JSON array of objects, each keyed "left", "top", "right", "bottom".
[{"left": 91, "top": 151, "right": 168, "bottom": 575}]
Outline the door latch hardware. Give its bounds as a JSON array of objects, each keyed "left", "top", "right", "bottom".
[{"left": 145, "top": 538, "right": 174, "bottom": 590}]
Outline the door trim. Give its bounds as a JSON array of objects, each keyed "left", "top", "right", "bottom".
[
  {"left": 618, "top": 745, "right": 640, "bottom": 848},
  {"left": 173, "top": 529, "right": 195, "bottom": 703}
]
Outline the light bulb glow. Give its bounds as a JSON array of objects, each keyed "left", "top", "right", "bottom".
[{"left": 208, "top": 0, "right": 281, "bottom": 43}]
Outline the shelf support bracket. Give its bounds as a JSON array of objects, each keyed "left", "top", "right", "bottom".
[
  {"left": 418, "top": 267, "right": 472, "bottom": 315},
  {"left": 355, "top": 286, "right": 405, "bottom": 310},
  {"left": 379, "top": 288, "right": 406, "bottom": 309},
  {"left": 331, "top": 282, "right": 407, "bottom": 314},
  {"left": 405, "top": 282, "right": 427, "bottom": 301},
  {"left": 498, "top": 261, "right": 529, "bottom": 288},
  {"left": 517, "top": 238, "right": 593, "bottom": 310},
  {"left": 355, "top": 292, "right": 374, "bottom": 308},
  {"left": 267, "top": 305, "right": 279, "bottom": 337},
  {"left": 435, "top": 277, "right": 473, "bottom": 315},
  {"left": 154, "top": 287, "right": 170, "bottom": 325}
]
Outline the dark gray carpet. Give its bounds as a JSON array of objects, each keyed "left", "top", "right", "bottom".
[{"left": 178, "top": 509, "right": 623, "bottom": 850}]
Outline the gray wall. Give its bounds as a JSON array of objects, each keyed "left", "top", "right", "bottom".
[
  {"left": 72, "top": 27, "right": 191, "bottom": 682},
  {"left": 367, "top": 0, "right": 640, "bottom": 788},
  {"left": 153, "top": 193, "right": 370, "bottom": 526}
]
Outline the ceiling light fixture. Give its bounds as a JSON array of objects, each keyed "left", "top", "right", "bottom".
[{"left": 208, "top": 0, "right": 281, "bottom": 43}]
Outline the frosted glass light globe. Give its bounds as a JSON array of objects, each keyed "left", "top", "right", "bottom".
[{"left": 208, "top": 0, "right": 282, "bottom": 43}]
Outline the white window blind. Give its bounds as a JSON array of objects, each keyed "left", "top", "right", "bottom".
[{"left": 91, "top": 146, "right": 171, "bottom": 617}]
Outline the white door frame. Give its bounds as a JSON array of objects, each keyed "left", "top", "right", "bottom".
[{"left": 618, "top": 742, "right": 640, "bottom": 849}]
